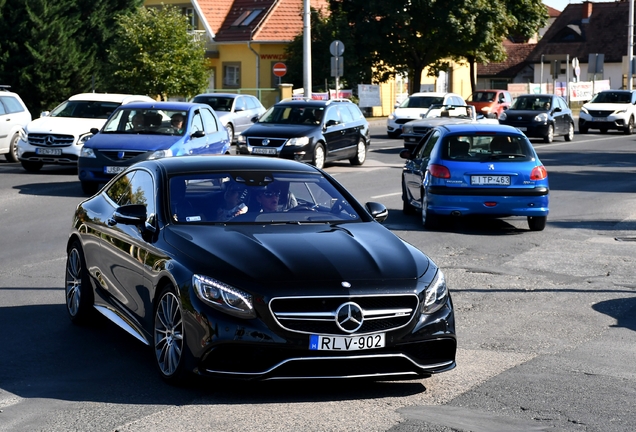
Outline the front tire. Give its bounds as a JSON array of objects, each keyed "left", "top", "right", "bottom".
[
  {"left": 154, "top": 285, "right": 190, "bottom": 385},
  {"left": 624, "top": 117, "right": 634, "bottom": 135},
  {"left": 21, "top": 160, "right": 43, "bottom": 172},
  {"left": 65, "top": 241, "right": 95, "bottom": 324},
  {"left": 528, "top": 216, "right": 547, "bottom": 231},
  {"left": 312, "top": 143, "right": 325, "bottom": 170},
  {"left": 349, "top": 139, "right": 367, "bottom": 165},
  {"left": 6, "top": 133, "right": 20, "bottom": 162},
  {"left": 564, "top": 122, "right": 574, "bottom": 141},
  {"left": 543, "top": 124, "right": 554, "bottom": 143},
  {"left": 225, "top": 123, "right": 234, "bottom": 143}
]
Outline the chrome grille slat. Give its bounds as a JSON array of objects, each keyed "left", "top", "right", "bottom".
[{"left": 28, "top": 133, "right": 74, "bottom": 147}]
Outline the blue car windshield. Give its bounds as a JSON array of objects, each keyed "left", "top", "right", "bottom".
[
  {"left": 101, "top": 108, "right": 188, "bottom": 135},
  {"left": 442, "top": 134, "right": 533, "bottom": 162},
  {"left": 169, "top": 171, "right": 360, "bottom": 224}
]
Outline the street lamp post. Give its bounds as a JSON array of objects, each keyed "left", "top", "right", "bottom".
[{"left": 303, "top": 0, "right": 312, "bottom": 98}]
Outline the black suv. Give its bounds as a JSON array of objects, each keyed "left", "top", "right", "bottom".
[{"left": 236, "top": 98, "right": 370, "bottom": 169}]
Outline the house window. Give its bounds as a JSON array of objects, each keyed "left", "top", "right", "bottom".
[
  {"left": 183, "top": 8, "right": 197, "bottom": 29},
  {"left": 223, "top": 63, "right": 241, "bottom": 88},
  {"left": 232, "top": 9, "right": 263, "bottom": 27}
]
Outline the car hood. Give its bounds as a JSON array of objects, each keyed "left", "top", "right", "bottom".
[
  {"left": 85, "top": 133, "right": 185, "bottom": 150},
  {"left": 26, "top": 117, "right": 107, "bottom": 136},
  {"left": 409, "top": 118, "right": 473, "bottom": 127},
  {"left": 582, "top": 102, "right": 631, "bottom": 111},
  {"left": 242, "top": 123, "right": 318, "bottom": 138},
  {"left": 392, "top": 107, "right": 430, "bottom": 120},
  {"left": 165, "top": 223, "right": 430, "bottom": 285}
]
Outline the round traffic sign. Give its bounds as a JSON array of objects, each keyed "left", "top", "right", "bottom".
[
  {"left": 273, "top": 62, "right": 287, "bottom": 77},
  {"left": 330, "top": 40, "right": 345, "bottom": 57}
]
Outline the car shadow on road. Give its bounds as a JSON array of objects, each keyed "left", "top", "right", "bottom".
[
  {"left": 13, "top": 180, "right": 86, "bottom": 198},
  {"left": 0, "top": 301, "right": 426, "bottom": 406}
]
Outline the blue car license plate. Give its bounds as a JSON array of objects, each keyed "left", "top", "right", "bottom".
[{"left": 471, "top": 175, "right": 510, "bottom": 185}]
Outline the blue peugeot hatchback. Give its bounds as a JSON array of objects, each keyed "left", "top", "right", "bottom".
[
  {"left": 78, "top": 101, "right": 230, "bottom": 195},
  {"left": 400, "top": 123, "right": 549, "bottom": 231}
]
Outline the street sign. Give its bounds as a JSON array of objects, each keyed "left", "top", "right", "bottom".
[
  {"left": 331, "top": 57, "right": 343, "bottom": 77},
  {"left": 273, "top": 62, "right": 287, "bottom": 77},
  {"left": 330, "top": 40, "right": 344, "bottom": 57}
]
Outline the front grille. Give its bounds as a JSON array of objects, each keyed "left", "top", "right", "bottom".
[
  {"left": 246, "top": 137, "right": 287, "bottom": 147},
  {"left": 413, "top": 126, "right": 432, "bottom": 134},
  {"left": 396, "top": 118, "right": 416, "bottom": 125},
  {"left": 98, "top": 150, "right": 147, "bottom": 161},
  {"left": 269, "top": 294, "right": 419, "bottom": 335},
  {"left": 587, "top": 109, "right": 614, "bottom": 117},
  {"left": 28, "top": 133, "right": 74, "bottom": 147}
]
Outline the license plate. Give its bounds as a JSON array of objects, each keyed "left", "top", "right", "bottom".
[
  {"left": 593, "top": 117, "right": 607, "bottom": 122},
  {"left": 309, "top": 333, "right": 385, "bottom": 351},
  {"left": 104, "top": 166, "right": 126, "bottom": 174},
  {"left": 516, "top": 126, "right": 527, "bottom": 131},
  {"left": 471, "top": 175, "right": 510, "bottom": 185},
  {"left": 252, "top": 147, "right": 277, "bottom": 155},
  {"left": 36, "top": 148, "right": 62, "bottom": 156}
]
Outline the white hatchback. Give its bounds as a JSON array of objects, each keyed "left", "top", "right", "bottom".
[
  {"left": 0, "top": 86, "right": 32, "bottom": 162},
  {"left": 17, "top": 93, "right": 154, "bottom": 172},
  {"left": 387, "top": 92, "right": 466, "bottom": 138}
]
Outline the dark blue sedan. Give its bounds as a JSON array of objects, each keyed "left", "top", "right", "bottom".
[
  {"left": 78, "top": 101, "right": 230, "bottom": 195},
  {"left": 400, "top": 123, "right": 549, "bottom": 231},
  {"left": 498, "top": 94, "right": 574, "bottom": 143}
]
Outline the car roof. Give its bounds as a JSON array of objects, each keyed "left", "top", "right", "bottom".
[
  {"left": 194, "top": 93, "right": 252, "bottom": 98},
  {"left": 138, "top": 155, "right": 322, "bottom": 176},
  {"left": 112, "top": 101, "right": 210, "bottom": 110},
  {"left": 409, "top": 92, "right": 456, "bottom": 97},
  {"left": 274, "top": 98, "right": 355, "bottom": 107},
  {"left": 438, "top": 123, "right": 525, "bottom": 135},
  {"left": 515, "top": 94, "right": 555, "bottom": 98},
  {"left": 67, "top": 93, "right": 153, "bottom": 103}
]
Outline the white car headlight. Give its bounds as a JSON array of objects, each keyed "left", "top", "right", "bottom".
[
  {"left": 534, "top": 113, "right": 548, "bottom": 122},
  {"left": 615, "top": 109, "right": 627, "bottom": 114},
  {"left": 580, "top": 107, "right": 589, "bottom": 115},
  {"left": 79, "top": 133, "right": 94, "bottom": 145},
  {"left": 388, "top": 113, "right": 396, "bottom": 120},
  {"left": 499, "top": 112, "right": 507, "bottom": 121},
  {"left": 421, "top": 270, "right": 448, "bottom": 315},
  {"left": 193, "top": 274, "right": 255, "bottom": 319},
  {"left": 148, "top": 149, "right": 173, "bottom": 160},
  {"left": 80, "top": 147, "right": 96, "bottom": 158},
  {"left": 285, "top": 136, "right": 310, "bottom": 146}
]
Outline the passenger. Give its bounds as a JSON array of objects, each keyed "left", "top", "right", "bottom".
[
  {"left": 213, "top": 183, "right": 248, "bottom": 221},
  {"left": 131, "top": 113, "right": 145, "bottom": 131},
  {"left": 256, "top": 187, "right": 281, "bottom": 212}
]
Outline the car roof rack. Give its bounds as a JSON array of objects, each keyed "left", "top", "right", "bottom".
[{"left": 0, "top": 85, "right": 12, "bottom": 92}]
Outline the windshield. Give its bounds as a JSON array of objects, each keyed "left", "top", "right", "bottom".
[
  {"left": 589, "top": 92, "right": 632, "bottom": 104},
  {"left": 258, "top": 105, "right": 325, "bottom": 125},
  {"left": 467, "top": 92, "right": 496, "bottom": 103},
  {"left": 399, "top": 96, "right": 443, "bottom": 109},
  {"left": 510, "top": 96, "right": 552, "bottom": 111},
  {"left": 441, "top": 134, "right": 533, "bottom": 162},
  {"left": 101, "top": 108, "right": 188, "bottom": 135},
  {"left": 192, "top": 95, "right": 234, "bottom": 112},
  {"left": 169, "top": 171, "right": 361, "bottom": 224},
  {"left": 49, "top": 100, "right": 121, "bottom": 119}
]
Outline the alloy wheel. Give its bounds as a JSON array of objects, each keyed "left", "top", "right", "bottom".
[{"left": 154, "top": 290, "right": 185, "bottom": 378}]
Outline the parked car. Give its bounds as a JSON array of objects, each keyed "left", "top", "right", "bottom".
[
  {"left": 578, "top": 89, "right": 636, "bottom": 134},
  {"left": 192, "top": 93, "right": 266, "bottom": 142},
  {"left": 65, "top": 155, "right": 456, "bottom": 383},
  {"left": 0, "top": 85, "right": 31, "bottom": 162},
  {"left": 400, "top": 123, "right": 549, "bottom": 231},
  {"left": 17, "top": 93, "right": 154, "bottom": 172},
  {"left": 77, "top": 101, "right": 230, "bottom": 195},
  {"left": 236, "top": 98, "right": 369, "bottom": 170},
  {"left": 387, "top": 92, "right": 466, "bottom": 138},
  {"left": 498, "top": 94, "right": 574, "bottom": 143},
  {"left": 466, "top": 89, "right": 512, "bottom": 119},
  {"left": 401, "top": 104, "right": 498, "bottom": 152}
]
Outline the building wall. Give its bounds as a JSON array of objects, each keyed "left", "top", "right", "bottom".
[{"left": 533, "top": 62, "right": 624, "bottom": 89}]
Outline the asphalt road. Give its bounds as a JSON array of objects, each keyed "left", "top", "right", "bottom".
[{"left": 0, "top": 123, "right": 635, "bottom": 432}]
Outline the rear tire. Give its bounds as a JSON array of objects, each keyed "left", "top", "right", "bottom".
[
  {"left": 6, "top": 133, "right": 20, "bottom": 162},
  {"left": 349, "top": 139, "right": 367, "bottom": 166},
  {"left": 21, "top": 160, "right": 43, "bottom": 172},
  {"left": 528, "top": 216, "right": 547, "bottom": 231},
  {"left": 421, "top": 192, "right": 439, "bottom": 229}
]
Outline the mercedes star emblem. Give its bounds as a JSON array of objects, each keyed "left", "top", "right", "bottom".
[{"left": 335, "top": 302, "right": 364, "bottom": 333}]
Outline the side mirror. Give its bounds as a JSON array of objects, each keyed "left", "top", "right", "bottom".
[
  {"left": 400, "top": 149, "right": 413, "bottom": 159},
  {"left": 326, "top": 119, "right": 339, "bottom": 127},
  {"left": 553, "top": 107, "right": 562, "bottom": 113},
  {"left": 111, "top": 204, "right": 146, "bottom": 226},
  {"left": 235, "top": 107, "right": 245, "bottom": 112},
  {"left": 40, "top": 111, "right": 50, "bottom": 118},
  {"left": 90, "top": 128, "right": 100, "bottom": 135},
  {"left": 250, "top": 115, "right": 259, "bottom": 123},
  {"left": 191, "top": 130, "right": 205, "bottom": 138},
  {"left": 365, "top": 202, "right": 388, "bottom": 222}
]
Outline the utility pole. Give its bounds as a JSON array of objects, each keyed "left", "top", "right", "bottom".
[
  {"left": 303, "top": 0, "right": 312, "bottom": 98},
  {"left": 629, "top": 0, "right": 634, "bottom": 90}
]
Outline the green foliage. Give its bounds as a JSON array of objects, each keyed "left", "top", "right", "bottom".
[
  {"left": 0, "top": 0, "right": 142, "bottom": 114},
  {"left": 106, "top": 5, "right": 209, "bottom": 100}
]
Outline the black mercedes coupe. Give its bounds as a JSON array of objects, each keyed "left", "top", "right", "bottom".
[{"left": 65, "top": 155, "right": 456, "bottom": 384}]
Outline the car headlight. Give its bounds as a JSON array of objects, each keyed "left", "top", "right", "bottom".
[
  {"left": 402, "top": 124, "right": 413, "bottom": 134},
  {"left": 80, "top": 147, "right": 96, "bottom": 158},
  {"left": 388, "top": 113, "right": 396, "bottom": 120},
  {"left": 19, "top": 128, "right": 27, "bottom": 141},
  {"left": 285, "top": 136, "right": 310, "bottom": 146},
  {"left": 499, "top": 112, "right": 507, "bottom": 121},
  {"left": 237, "top": 135, "right": 246, "bottom": 144},
  {"left": 421, "top": 270, "right": 448, "bottom": 315},
  {"left": 148, "top": 149, "right": 173, "bottom": 160},
  {"left": 79, "top": 133, "right": 94, "bottom": 145},
  {"left": 580, "top": 107, "right": 589, "bottom": 115},
  {"left": 534, "top": 113, "right": 548, "bottom": 122},
  {"left": 615, "top": 109, "right": 627, "bottom": 114},
  {"left": 193, "top": 274, "right": 255, "bottom": 319}
]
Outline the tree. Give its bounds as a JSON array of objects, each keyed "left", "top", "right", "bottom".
[
  {"left": 0, "top": 0, "right": 142, "bottom": 115},
  {"left": 107, "top": 5, "right": 209, "bottom": 100}
]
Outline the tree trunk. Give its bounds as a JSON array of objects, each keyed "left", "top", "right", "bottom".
[{"left": 467, "top": 55, "right": 477, "bottom": 94}]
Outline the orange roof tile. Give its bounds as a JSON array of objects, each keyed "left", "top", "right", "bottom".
[{"left": 196, "top": 0, "right": 234, "bottom": 35}]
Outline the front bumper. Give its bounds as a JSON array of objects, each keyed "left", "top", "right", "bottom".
[
  {"left": 579, "top": 112, "right": 628, "bottom": 131},
  {"left": 17, "top": 137, "right": 81, "bottom": 165},
  {"left": 78, "top": 150, "right": 152, "bottom": 183},
  {"left": 236, "top": 142, "right": 313, "bottom": 164}
]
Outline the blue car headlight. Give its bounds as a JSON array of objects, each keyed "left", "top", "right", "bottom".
[
  {"left": 148, "top": 149, "right": 173, "bottom": 160},
  {"left": 80, "top": 147, "right": 96, "bottom": 158},
  {"left": 193, "top": 274, "right": 255, "bottom": 319},
  {"left": 421, "top": 270, "right": 448, "bottom": 315}
]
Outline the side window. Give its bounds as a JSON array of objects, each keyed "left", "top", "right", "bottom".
[
  {"left": 0, "top": 96, "right": 24, "bottom": 114},
  {"left": 346, "top": 105, "right": 364, "bottom": 120},
  {"left": 416, "top": 130, "right": 440, "bottom": 159},
  {"left": 106, "top": 170, "right": 155, "bottom": 214},
  {"left": 246, "top": 97, "right": 259, "bottom": 110},
  {"left": 324, "top": 106, "right": 340, "bottom": 125},
  {"left": 505, "top": 92, "right": 512, "bottom": 103},
  {"left": 0, "top": 99, "right": 6, "bottom": 115},
  {"left": 338, "top": 105, "right": 354, "bottom": 123},
  {"left": 200, "top": 108, "right": 219, "bottom": 133},
  {"left": 192, "top": 110, "right": 204, "bottom": 133},
  {"left": 234, "top": 96, "right": 246, "bottom": 111}
]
